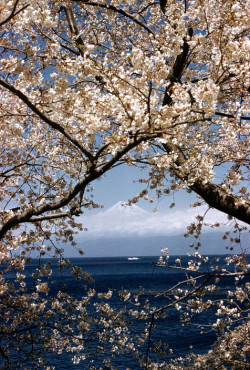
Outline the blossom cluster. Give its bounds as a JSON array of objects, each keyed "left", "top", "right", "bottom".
[{"left": 0, "top": 0, "right": 249, "bottom": 368}]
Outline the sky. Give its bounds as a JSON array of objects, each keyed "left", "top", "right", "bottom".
[{"left": 86, "top": 163, "right": 197, "bottom": 213}]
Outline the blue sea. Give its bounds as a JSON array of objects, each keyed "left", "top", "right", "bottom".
[{"left": 1, "top": 255, "right": 249, "bottom": 369}]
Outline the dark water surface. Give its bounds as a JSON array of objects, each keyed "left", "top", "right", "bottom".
[{"left": 1, "top": 255, "right": 249, "bottom": 369}]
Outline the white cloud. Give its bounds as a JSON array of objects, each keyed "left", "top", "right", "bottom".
[{"left": 78, "top": 201, "right": 229, "bottom": 238}]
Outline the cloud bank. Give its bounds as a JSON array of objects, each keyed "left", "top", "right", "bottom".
[{"left": 78, "top": 201, "right": 229, "bottom": 239}]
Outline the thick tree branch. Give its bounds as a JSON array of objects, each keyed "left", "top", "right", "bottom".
[
  {"left": 159, "top": 0, "right": 167, "bottom": 14},
  {"left": 162, "top": 142, "right": 250, "bottom": 225},
  {"left": 61, "top": 5, "right": 85, "bottom": 56},
  {"left": 163, "top": 36, "right": 191, "bottom": 106},
  {"left": 190, "top": 181, "right": 250, "bottom": 225}
]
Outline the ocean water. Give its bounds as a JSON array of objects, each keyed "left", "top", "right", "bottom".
[{"left": 1, "top": 255, "right": 249, "bottom": 369}]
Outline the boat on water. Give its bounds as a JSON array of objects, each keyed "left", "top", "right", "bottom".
[{"left": 127, "top": 257, "right": 139, "bottom": 261}]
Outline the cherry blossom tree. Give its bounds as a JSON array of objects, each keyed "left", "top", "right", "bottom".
[{"left": 0, "top": 0, "right": 249, "bottom": 368}]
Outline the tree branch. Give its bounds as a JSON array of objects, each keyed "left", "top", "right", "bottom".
[
  {"left": 152, "top": 275, "right": 212, "bottom": 315},
  {"left": 0, "top": 134, "right": 158, "bottom": 239},
  {"left": 0, "top": 79, "right": 94, "bottom": 162},
  {"left": 160, "top": 33, "right": 250, "bottom": 226},
  {"left": 0, "top": 178, "right": 89, "bottom": 239},
  {"left": 190, "top": 180, "right": 250, "bottom": 225},
  {"left": 61, "top": 5, "right": 85, "bottom": 56},
  {"left": 28, "top": 213, "right": 71, "bottom": 222},
  {"left": 163, "top": 37, "right": 191, "bottom": 106},
  {"left": 96, "top": 133, "right": 158, "bottom": 176},
  {"left": 162, "top": 142, "right": 250, "bottom": 225},
  {"left": 72, "top": 1, "right": 155, "bottom": 36},
  {"left": 146, "top": 313, "right": 155, "bottom": 369},
  {"left": 0, "top": 345, "right": 9, "bottom": 361},
  {"left": 0, "top": 0, "right": 29, "bottom": 27},
  {"left": 215, "top": 111, "right": 250, "bottom": 121}
]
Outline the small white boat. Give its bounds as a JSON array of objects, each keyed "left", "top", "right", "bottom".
[{"left": 128, "top": 257, "right": 139, "bottom": 261}]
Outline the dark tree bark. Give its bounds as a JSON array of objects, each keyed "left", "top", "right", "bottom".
[
  {"left": 162, "top": 142, "right": 250, "bottom": 225},
  {"left": 160, "top": 0, "right": 167, "bottom": 14}
]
